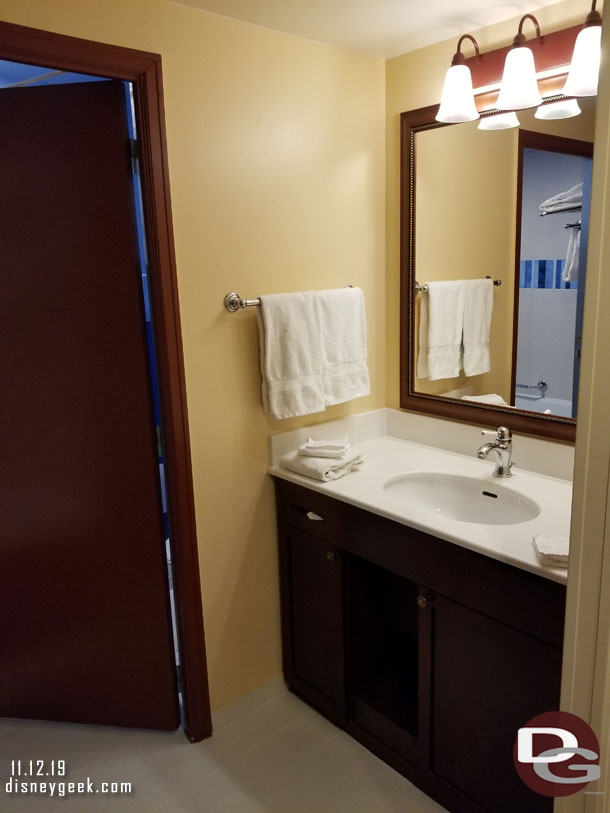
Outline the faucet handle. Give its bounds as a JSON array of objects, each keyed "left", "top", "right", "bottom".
[{"left": 496, "top": 426, "right": 512, "bottom": 442}]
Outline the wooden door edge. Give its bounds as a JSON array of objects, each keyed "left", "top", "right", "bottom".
[{"left": 0, "top": 20, "right": 212, "bottom": 742}]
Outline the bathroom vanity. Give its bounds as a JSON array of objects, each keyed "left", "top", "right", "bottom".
[{"left": 271, "top": 436, "right": 568, "bottom": 813}]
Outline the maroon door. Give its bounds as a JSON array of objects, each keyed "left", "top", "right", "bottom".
[{"left": 0, "top": 80, "right": 179, "bottom": 729}]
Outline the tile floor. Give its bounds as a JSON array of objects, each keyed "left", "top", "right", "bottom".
[{"left": 0, "top": 678, "right": 446, "bottom": 812}]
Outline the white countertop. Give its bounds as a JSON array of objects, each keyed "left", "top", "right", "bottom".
[{"left": 270, "top": 436, "right": 570, "bottom": 584}]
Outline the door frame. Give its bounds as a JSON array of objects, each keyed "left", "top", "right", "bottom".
[{"left": 0, "top": 20, "right": 211, "bottom": 742}]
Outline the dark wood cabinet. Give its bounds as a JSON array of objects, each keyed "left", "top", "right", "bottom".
[
  {"left": 274, "top": 477, "right": 565, "bottom": 813},
  {"left": 278, "top": 523, "right": 346, "bottom": 725},
  {"left": 429, "top": 595, "right": 560, "bottom": 813}
]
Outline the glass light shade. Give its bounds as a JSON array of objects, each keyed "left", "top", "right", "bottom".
[
  {"left": 496, "top": 46, "right": 542, "bottom": 110},
  {"left": 436, "top": 64, "right": 479, "bottom": 123},
  {"left": 535, "top": 99, "right": 581, "bottom": 120},
  {"left": 563, "top": 25, "right": 602, "bottom": 97},
  {"left": 478, "top": 112, "right": 520, "bottom": 130}
]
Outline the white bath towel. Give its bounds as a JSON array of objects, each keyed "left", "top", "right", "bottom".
[
  {"left": 299, "top": 437, "right": 351, "bottom": 458},
  {"left": 539, "top": 183, "right": 582, "bottom": 214},
  {"left": 461, "top": 393, "right": 507, "bottom": 405},
  {"left": 563, "top": 224, "right": 581, "bottom": 283},
  {"left": 419, "top": 281, "right": 465, "bottom": 381},
  {"left": 462, "top": 278, "right": 493, "bottom": 377},
  {"left": 258, "top": 292, "right": 326, "bottom": 420},
  {"left": 318, "top": 287, "right": 370, "bottom": 407},
  {"left": 532, "top": 534, "right": 569, "bottom": 567},
  {"left": 281, "top": 447, "right": 363, "bottom": 482}
]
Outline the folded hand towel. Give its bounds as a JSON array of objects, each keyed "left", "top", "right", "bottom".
[
  {"left": 281, "top": 447, "right": 363, "bottom": 482},
  {"left": 257, "top": 292, "right": 326, "bottom": 420},
  {"left": 540, "top": 183, "right": 582, "bottom": 214},
  {"left": 299, "top": 437, "right": 351, "bottom": 458},
  {"left": 532, "top": 534, "right": 569, "bottom": 567},
  {"left": 461, "top": 393, "right": 507, "bottom": 405},
  {"left": 462, "top": 278, "right": 493, "bottom": 377},
  {"left": 318, "top": 287, "right": 370, "bottom": 407},
  {"left": 420, "top": 281, "right": 465, "bottom": 381}
]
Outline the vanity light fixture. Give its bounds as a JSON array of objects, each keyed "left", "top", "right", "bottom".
[
  {"left": 436, "top": 34, "right": 481, "bottom": 123},
  {"left": 535, "top": 99, "right": 581, "bottom": 120},
  {"left": 496, "top": 14, "right": 543, "bottom": 110},
  {"left": 478, "top": 112, "right": 520, "bottom": 130},
  {"left": 563, "top": 0, "right": 602, "bottom": 97}
]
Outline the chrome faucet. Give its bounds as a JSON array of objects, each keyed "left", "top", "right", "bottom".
[{"left": 477, "top": 426, "right": 513, "bottom": 478}]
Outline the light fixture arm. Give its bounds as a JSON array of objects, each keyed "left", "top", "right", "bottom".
[
  {"left": 512, "top": 14, "right": 542, "bottom": 48},
  {"left": 451, "top": 34, "right": 480, "bottom": 66},
  {"left": 585, "top": 0, "right": 602, "bottom": 27}
]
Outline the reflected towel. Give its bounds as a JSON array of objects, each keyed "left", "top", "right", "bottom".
[
  {"left": 461, "top": 393, "right": 507, "bottom": 405},
  {"left": 419, "top": 281, "right": 465, "bottom": 380},
  {"left": 281, "top": 447, "right": 363, "bottom": 482},
  {"left": 539, "top": 183, "right": 582, "bottom": 214},
  {"left": 563, "top": 223, "right": 581, "bottom": 282},
  {"left": 462, "top": 279, "right": 493, "bottom": 377}
]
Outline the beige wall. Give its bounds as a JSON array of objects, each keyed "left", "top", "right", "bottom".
[
  {"left": 0, "top": 0, "right": 386, "bottom": 709},
  {"left": 385, "top": 0, "right": 588, "bottom": 409}
]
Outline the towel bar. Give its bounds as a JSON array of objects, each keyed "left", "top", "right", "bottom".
[
  {"left": 414, "top": 276, "right": 502, "bottom": 294},
  {"left": 224, "top": 286, "right": 354, "bottom": 312}
]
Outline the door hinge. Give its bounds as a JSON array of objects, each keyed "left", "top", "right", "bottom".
[{"left": 129, "top": 138, "right": 139, "bottom": 175}]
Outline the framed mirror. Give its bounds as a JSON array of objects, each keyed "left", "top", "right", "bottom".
[{"left": 399, "top": 28, "right": 597, "bottom": 442}]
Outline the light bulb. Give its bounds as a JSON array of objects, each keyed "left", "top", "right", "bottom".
[
  {"left": 496, "top": 46, "right": 542, "bottom": 110},
  {"left": 436, "top": 64, "right": 479, "bottom": 123},
  {"left": 478, "top": 112, "right": 520, "bottom": 130},
  {"left": 563, "top": 25, "right": 602, "bottom": 97},
  {"left": 535, "top": 99, "right": 581, "bottom": 120}
]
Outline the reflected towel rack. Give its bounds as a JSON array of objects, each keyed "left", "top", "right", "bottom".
[
  {"left": 224, "top": 285, "right": 353, "bottom": 312},
  {"left": 565, "top": 221, "right": 581, "bottom": 230},
  {"left": 540, "top": 205, "right": 582, "bottom": 217},
  {"left": 414, "top": 276, "right": 501, "bottom": 294}
]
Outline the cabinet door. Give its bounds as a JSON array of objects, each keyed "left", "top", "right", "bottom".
[
  {"left": 430, "top": 595, "right": 560, "bottom": 813},
  {"left": 278, "top": 523, "right": 346, "bottom": 725}
]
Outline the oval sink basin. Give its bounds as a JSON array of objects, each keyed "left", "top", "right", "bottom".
[{"left": 383, "top": 473, "right": 540, "bottom": 526}]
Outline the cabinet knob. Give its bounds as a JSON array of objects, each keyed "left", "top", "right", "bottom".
[
  {"left": 326, "top": 551, "right": 335, "bottom": 562},
  {"left": 417, "top": 595, "right": 427, "bottom": 608}
]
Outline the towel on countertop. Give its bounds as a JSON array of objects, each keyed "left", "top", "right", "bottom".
[
  {"left": 417, "top": 281, "right": 465, "bottom": 381},
  {"left": 281, "top": 447, "right": 363, "bottom": 482},
  {"left": 532, "top": 534, "right": 569, "bottom": 567},
  {"left": 461, "top": 393, "right": 508, "bottom": 405},
  {"left": 318, "top": 287, "right": 370, "bottom": 407},
  {"left": 257, "top": 288, "right": 369, "bottom": 420},
  {"left": 563, "top": 223, "right": 581, "bottom": 283},
  {"left": 462, "top": 278, "right": 493, "bottom": 377},
  {"left": 539, "top": 183, "right": 582, "bottom": 214},
  {"left": 299, "top": 436, "right": 351, "bottom": 458}
]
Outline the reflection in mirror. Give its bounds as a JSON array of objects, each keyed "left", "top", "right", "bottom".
[
  {"left": 514, "top": 128, "right": 593, "bottom": 419},
  {"left": 405, "top": 97, "right": 595, "bottom": 437}
]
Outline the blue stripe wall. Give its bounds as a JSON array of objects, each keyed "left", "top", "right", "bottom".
[{"left": 519, "top": 259, "right": 577, "bottom": 289}]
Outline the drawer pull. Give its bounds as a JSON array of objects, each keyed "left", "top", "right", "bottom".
[
  {"left": 417, "top": 595, "right": 427, "bottom": 608},
  {"left": 326, "top": 551, "right": 335, "bottom": 562},
  {"left": 306, "top": 511, "right": 324, "bottom": 521},
  {"left": 290, "top": 503, "right": 324, "bottom": 521}
]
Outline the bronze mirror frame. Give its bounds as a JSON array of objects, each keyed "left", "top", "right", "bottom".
[{"left": 399, "top": 25, "right": 587, "bottom": 443}]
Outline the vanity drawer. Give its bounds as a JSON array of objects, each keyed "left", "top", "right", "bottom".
[{"left": 274, "top": 479, "right": 348, "bottom": 544}]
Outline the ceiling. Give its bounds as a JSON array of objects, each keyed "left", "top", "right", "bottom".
[{"left": 170, "top": 0, "right": 567, "bottom": 58}]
